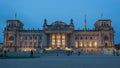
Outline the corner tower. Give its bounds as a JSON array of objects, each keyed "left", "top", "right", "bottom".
[
  {"left": 94, "top": 19, "right": 114, "bottom": 49},
  {"left": 3, "top": 16, "right": 24, "bottom": 51}
]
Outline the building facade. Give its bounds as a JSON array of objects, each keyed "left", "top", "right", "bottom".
[{"left": 3, "top": 19, "right": 114, "bottom": 52}]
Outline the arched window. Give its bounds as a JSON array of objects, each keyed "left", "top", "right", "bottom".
[
  {"left": 39, "top": 35, "right": 42, "bottom": 40},
  {"left": 104, "top": 36, "right": 108, "bottom": 41},
  {"left": 75, "top": 41, "right": 78, "bottom": 48},
  {"left": 75, "top": 36, "right": 79, "bottom": 40},
  {"left": 9, "top": 36, "right": 14, "bottom": 41},
  {"left": 34, "top": 36, "right": 37, "bottom": 40},
  {"left": 30, "top": 36, "right": 32, "bottom": 40},
  {"left": 80, "top": 37, "right": 83, "bottom": 40},
  {"left": 90, "top": 37, "right": 92, "bottom": 40}
]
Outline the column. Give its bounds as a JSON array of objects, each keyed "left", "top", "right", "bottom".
[
  {"left": 27, "top": 36, "right": 29, "bottom": 47},
  {"left": 55, "top": 33, "right": 57, "bottom": 49},
  {"left": 4, "top": 34, "right": 7, "bottom": 46},
  {"left": 36, "top": 36, "right": 38, "bottom": 48},
  {"left": 17, "top": 34, "right": 19, "bottom": 47},
  {"left": 4, "top": 34, "right": 7, "bottom": 51},
  {"left": 60, "top": 33, "right": 62, "bottom": 49},
  {"left": 65, "top": 33, "right": 67, "bottom": 48},
  {"left": 22, "top": 40, "right": 24, "bottom": 48},
  {"left": 32, "top": 36, "right": 34, "bottom": 48},
  {"left": 50, "top": 34, "right": 52, "bottom": 48},
  {"left": 99, "top": 31, "right": 102, "bottom": 47}
]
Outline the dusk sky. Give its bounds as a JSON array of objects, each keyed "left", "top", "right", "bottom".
[{"left": 0, "top": 0, "right": 120, "bottom": 44}]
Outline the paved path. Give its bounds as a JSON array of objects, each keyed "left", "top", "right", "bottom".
[{"left": 0, "top": 55, "right": 120, "bottom": 68}]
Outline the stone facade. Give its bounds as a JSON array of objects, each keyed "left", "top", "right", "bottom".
[{"left": 3, "top": 19, "right": 114, "bottom": 52}]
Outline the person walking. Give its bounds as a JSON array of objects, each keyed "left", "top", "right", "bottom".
[
  {"left": 31, "top": 50, "right": 33, "bottom": 57},
  {"left": 4, "top": 50, "right": 7, "bottom": 56},
  {"left": 78, "top": 51, "right": 81, "bottom": 56},
  {"left": 113, "top": 50, "right": 116, "bottom": 56}
]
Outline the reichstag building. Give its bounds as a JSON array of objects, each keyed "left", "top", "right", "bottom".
[{"left": 3, "top": 18, "right": 114, "bottom": 52}]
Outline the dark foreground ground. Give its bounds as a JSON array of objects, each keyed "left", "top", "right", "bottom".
[{"left": 0, "top": 55, "right": 120, "bottom": 68}]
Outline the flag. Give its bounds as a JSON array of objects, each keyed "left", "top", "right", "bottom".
[
  {"left": 84, "top": 15, "right": 87, "bottom": 32},
  {"left": 14, "top": 13, "right": 17, "bottom": 19},
  {"left": 101, "top": 13, "right": 103, "bottom": 18}
]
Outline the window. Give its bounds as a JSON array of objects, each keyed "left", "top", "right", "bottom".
[
  {"left": 25, "top": 42, "right": 27, "bottom": 46},
  {"left": 30, "top": 36, "right": 32, "bottom": 40},
  {"left": 75, "top": 41, "right": 78, "bottom": 48},
  {"left": 79, "top": 42, "right": 83, "bottom": 47},
  {"left": 10, "top": 24, "right": 14, "bottom": 28},
  {"left": 29, "top": 42, "right": 32, "bottom": 47},
  {"left": 105, "top": 43, "right": 108, "bottom": 47},
  {"left": 34, "top": 42, "right": 36, "bottom": 46},
  {"left": 85, "top": 37, "right": 87, "bottom": 39},
  {"left": 104, "top": 36, "right": 108, "bottom": 41},
  {"left": 39, "top": 36, "right": 42, "bottom": 40},
  {"left": 20, "top": 42, "right": 22, "bottom": 47},
  {"left": 90, "top": 37, "right": 92, "bottom": 40},
  {"left": 9, "top": 43, "right": 13, "bottom": 46},
  {"left": 62, "top": 34, "right": 65, "bottom": 40},
  {"left": 9, "top": 36, "right": 14, "bottom": 41},
  {"left": 94, "top": 42, "right": 97, "bottom": 47},
  {"left": 20, "top": 37, "right": 22, "bottom": 40},
  {"left": 40, "top": 41, "right": 42, "bottom": 48},
  {"left": 75, "top": 36, "right": 79, "bottom": 40},
  {"left": 80, "top": 37, "right": 83, "bottom": 40},
  {"left": 34, "top": 36, "right": 37, "bottom": 40},
  {"left": 25, "top": 36, "right": 27, "bottom": 40},
  {"left": 89, "top": 42, "right": 92, "bottom": 47}
]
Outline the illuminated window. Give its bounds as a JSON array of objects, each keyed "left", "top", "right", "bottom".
[
  {"left": 89, "top": 42, "right": 92, "bottom": 47},
  {"left": 52, "top": 34, "right": 55, "bottom": 46},
  {"left": 94, "top": 37, "right": 97, "bottom": 40},
  {"left": 57, "top": 34, "right": 60, "bottom": 39},
  {"left": 52, "top": 34, "right": 55, "bottom": 39},
  {"left": 56, "top": 33, "right": 61, "bottom": 47},
  {"left": 84, "top": 42, "right": 87, "bottom": 47},
  {"left": 75, "top": 41, "right": 78, "bottom": 48},
  {"left": 62, "top": 34, "right": 65, "bottom": 40},
  {"left": 79, "top": 42, "right": 82, "bottom": 47},
  {"left": 94, "top": 42, "right": 97, "bottom": 47},
  {"left": 62, "top": 34, "right": 65, "bottom": 48}
]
